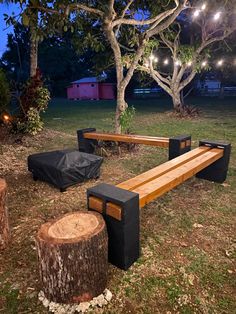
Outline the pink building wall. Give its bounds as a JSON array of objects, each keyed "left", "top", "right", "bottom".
[{"left": 67, "top": 82, "right": 115, "bottom": 100}]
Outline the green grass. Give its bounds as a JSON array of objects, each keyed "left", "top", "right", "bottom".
[{"left": 1, "top": 96, "right": 236, "bottom": 313}]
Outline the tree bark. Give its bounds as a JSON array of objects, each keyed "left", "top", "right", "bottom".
[
  {"left": 36, "top": 211, "right": 108, "bottom": 304},
  {"left": 172, "top": 91, "right": 184, "bottom": 112},
  {"left": 30, "top": 36, "right": 38, "bottom": 77},
  {"left": 0, "top": 179, "right": 10, "bottom": 250},
  {"left": 115, "top": 87, "right": 128, "bottom": 133}
]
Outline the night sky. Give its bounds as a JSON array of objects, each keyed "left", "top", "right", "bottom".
[{"left": 0, "top": 3, "right": 20, "bottom": 57}]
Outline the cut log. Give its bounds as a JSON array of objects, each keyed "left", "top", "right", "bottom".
[
  {"left": 0, "top": 179, "right": 10, "bottom": 249},
  {"left": 36, "top": 211, "right": 108, "bottom": 304}
]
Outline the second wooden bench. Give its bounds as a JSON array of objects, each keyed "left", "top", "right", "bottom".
[{"left": 87, "top": 140, "right": 231, "bottom": 270}]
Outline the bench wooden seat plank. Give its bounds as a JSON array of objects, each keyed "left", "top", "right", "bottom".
[
  {"left": 134, "top": 148, "right": 223, "bottom": 208},
  {"left": 117, "top": 146, "right": 211, "bottom": 191},
  {"left": 84, "top": 132, "right": 169, "bottom": 148}
]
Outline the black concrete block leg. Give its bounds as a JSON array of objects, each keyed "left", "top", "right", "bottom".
[
  {"left": 87, "top": 183, "right": 140, "bottom": 270},
  {"left": 196, "top": 140, "right": 231, "bottom": 183},
  {"left": 169, "top": 135, "right": 191, "bottom": 160},
  {"left": 77, "top": 128, "right": 97, "bottom": 153}
]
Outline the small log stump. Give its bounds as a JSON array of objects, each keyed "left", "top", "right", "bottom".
[
  {"left": 0, "top": 179, "right": 10, "bottom": 249},
  {"left": 36, "top": 211, "right": 108, "bottom": 304}
]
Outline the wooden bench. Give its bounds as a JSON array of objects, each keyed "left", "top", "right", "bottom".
[
  {"left": 87, "top": 140, "right": 231, "bottom": 270},
  {"left": 77, "top": 128, "right": 191, "bottom": 160}
]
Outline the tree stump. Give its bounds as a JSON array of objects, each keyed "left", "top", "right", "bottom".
[
  {"left": 36, "top": 211, "right": 108, "bottom": 304},
  {"left": 0, "top": 179, "right": 10, "bottom": 249}
]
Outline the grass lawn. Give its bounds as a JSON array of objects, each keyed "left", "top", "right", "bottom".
[{"left": 0, "top": 96, "right": 235, "bottom": 313}]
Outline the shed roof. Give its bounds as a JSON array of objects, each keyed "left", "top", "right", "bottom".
[{"left": 72, "top": 77, "right": 100, "bottom": 84}]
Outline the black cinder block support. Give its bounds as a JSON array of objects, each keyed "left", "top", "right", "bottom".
[
  {"left": 169, "top": 135, "right": 191, "bottom": 160},
  {"left": 196, "top": 140, "right": 231, "bottom": 183},
  {"left": 87, "top": 183, "right": 140, "bottom": 270},
  {"left": 77, "top": 128, "right": 97, "bottom": 153}
]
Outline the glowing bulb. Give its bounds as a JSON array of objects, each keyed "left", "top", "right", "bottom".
[
  {"left": 201, "top": 61, "right": 207, "bottom": 67},
  {"left": 214, "top": 12, "right": 221, "bottom": 21},
  {"left": 164, "top": 59, "right": 169, "bottom": 65},
  {"left": 3, "top": 114, "right": 9, "bottom": 121},
  {"left": 193, "top": 10, "right": 200, "bottom": 18},
  {"left": 154, "top": 57, "right": 158, "bottom": 63},
  {"left": 187, "top": 61, "right": 192, "bottom": 67},
  {"left": 149, "top": 55, "right": 155, "bottom": 60},
  {"left": 217, "top": 59, "right": 224, "bottom": 67},
  {"left": 175, "top": 60, "right": 182, "bottom": 66},
  {"left": 201, "top": 3, "right": 206, "bottom": 11}
]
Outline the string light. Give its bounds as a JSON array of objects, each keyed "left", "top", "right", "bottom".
[
  {"left": 141, "top": 57, "right": 236, "bottom": 70},
  {"left": 217, "top": 59, "right": 224, "bottom": 67},
  {"left": 201, "top": 3, "right": 207, "bottom": 11},
  {"left": 175, "top": 60, "right": 182, "bottom": 66},
  {"left": 193, "top": 9, "right": 200, "bottom": 18},
  {"left": 213, "top": 12, "right": 221, "bottom": 21}
]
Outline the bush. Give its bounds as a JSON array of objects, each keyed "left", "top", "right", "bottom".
[
  {"left": 16, "top": 68, "right": 50, "bottom": 135},
  {"left": 0, "top": 69, "right": 10, "bottom": 114},
  {"left": 119, "top": 106, "right": 136, "bottom": 134}
]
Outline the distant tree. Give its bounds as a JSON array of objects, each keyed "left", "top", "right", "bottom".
[
  {"left": 0, "top": 23, "right": 99, "bottom": 96},
  {"left": 0, "top": 69, "right": 10, "bottom": 114},
  {"left": 0, "top": 23, "right": 30, "bottom": 82},
  {"left": 25, "top": 0, "right": 189, "bottom": 133},
  {"left": 138, "top": 0, "right": 236, "bottom": 113}
]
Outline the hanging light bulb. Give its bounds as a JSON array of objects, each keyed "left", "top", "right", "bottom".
[
  {"left": 217, "top": 59, "right": 224, "bottom": 67},
  {"left": 193, "top": 9, "right": 200, "bottom": 18},
  {"left": 201, "top": 3, "right": 206, "bottom": 11},
  {"left": 213, "top": 12, "right": 221, "bottom": 21},
  {"left": 154, "top": 57, "right": 158, "bottom": 63},
  {"left": 187, "top": 61, "right": 192, "bottom": 67},
  {"left": 175, "top": 60, "right": 182, "bottom": 66},
  {"left": 201, "top": 61, "right": 207, "bottom": 67},
  {"left": 164, "top": 58, "right": 169, "bottom": 65}
]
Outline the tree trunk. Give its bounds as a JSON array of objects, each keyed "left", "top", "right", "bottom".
[
  {"left": 172, "top": 91, "right": 184, "bottom": 113},
  {"left": 36, "top": 211, "right": 108, "bottom": 304},
  {"left": 219, "top": 83, "right": 224, "bottom": 99},
  {"left": 0, "top": 179, "right": 10, "bottom": 250},
  {"left": 115, "top": 87, "right": 128, "bottom": 133},
  {"left": 30, "top": 36, "right": 38, "bottom": 78}
]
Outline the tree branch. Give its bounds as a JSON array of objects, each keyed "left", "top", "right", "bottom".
[
  {"left": 197, "top": 28, "right": 236, "bottom": 54},
  {"left": 179, "top": 69, "right": 197, "bottom": 91},
  {"left": 160, "top": 32, "right": 174, "bottom": 54},
  {"left": 115, "top": 0, "right": 134, "bottom": 37}
]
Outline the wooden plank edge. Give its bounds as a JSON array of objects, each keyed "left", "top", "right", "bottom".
[{"left": 88, "top": 196, "right": 122, "bottom": 221}]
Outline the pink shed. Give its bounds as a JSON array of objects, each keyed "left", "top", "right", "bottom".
[{"left": 67, "top": 77, "right": 115, "bottom": 100}]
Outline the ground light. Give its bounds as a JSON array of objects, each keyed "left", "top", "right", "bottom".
[{"left": 3, "top": 114, "right": 10, "bottom": 121}]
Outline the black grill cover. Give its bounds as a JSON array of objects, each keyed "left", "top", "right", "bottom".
[{"left": 28, "top": 149, "right": 103, "bottom": 190}]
